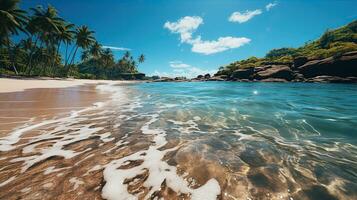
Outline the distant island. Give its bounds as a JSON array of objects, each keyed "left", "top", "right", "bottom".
[
  {"left": 193, "top": 20, "right": 357, "bottom": 83},
  {"left": 0, "top": 0, "right": 146, "bottom": 80}
]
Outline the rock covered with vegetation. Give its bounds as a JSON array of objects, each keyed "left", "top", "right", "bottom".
[{"left": 215, "top": 20, "right": 357, "bottom": 83}]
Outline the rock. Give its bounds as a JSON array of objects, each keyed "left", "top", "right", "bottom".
[
  {"left": 204, "top": 73, "right": 211, "bottom": 79},
  {"left": 293, "top": 73, "right": 305, "bottom": 82},
  {"left": 260, "top": 78, "right": 288, "bottom": 82},
  {"left": 208, "top": 76, "right": 225, "bottom": 81},
  {"left": 298, "top": 51, "right": 357, "bottom": 78},
  {"left": 153, "top": 77, "right": 174, "bottom": 82},
  {"left": 231, "top": 68, "right": 254, "bottom": 80},
  {"left": 255, "top": 65, "right": 294, "bottom": 81},
  {"left": 293, "top": 56, "right": 308, "bottom": 68},
  {"left": 174, "top": 77, "right": 187, "bottom": 81},
  {"left": 305, "top": 76, "right": 357, "bottom": 83}
]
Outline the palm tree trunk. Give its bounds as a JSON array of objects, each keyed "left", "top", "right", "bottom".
[
  {"left": 64, "top": 44, "right": 75, "bottom": 69},
  {"left": 64, "top": 43, "right": 69, "bottom": 67},
  {"left": 26, "top": 35, "right": 39, "bottom": 74},
  {"left": 50, "top": 41, "right": 61, "bottom": 76},
  {"left": 28, "top": 39, "right": 43, "bottom": 75},
  {"left": 6, "top": 37, "right": 18, "bottom": 75},
  {"left": 66, "top": 46, "right": 78, "bottom": 76}
]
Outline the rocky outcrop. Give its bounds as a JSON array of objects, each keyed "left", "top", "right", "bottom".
[
  {"left": 208, "top": 75, "right": 226, "bottom": 81},
  {"left": 254, "top": 65, "right": 294, "bottom": 81},
  {"left": 212, "top": 51, "right": 357, "bottom": 83},
  {"left": 298, "top": 51, "right": 357, "bottom": 78},
  {"left": 293, "top": 56, "right": 308, "bottom": 68},
  {"left": 231, "top": 68, "right": 254, "bottom": 80}
]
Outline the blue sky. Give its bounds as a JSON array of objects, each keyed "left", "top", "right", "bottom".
[{"left": 20, "top": 0, "right": 357, "bottom": 78}]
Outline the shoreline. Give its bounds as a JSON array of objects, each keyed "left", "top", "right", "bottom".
[{"left": 0, "top": 77, "right": 142, "bottom": 93}]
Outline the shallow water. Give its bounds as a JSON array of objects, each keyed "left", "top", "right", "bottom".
[
  {"left": 0, "top": 82, "right": 357, "bottom": 200},
  {"left": 125, "top": 82, "right": 357, "bottom": 199}
]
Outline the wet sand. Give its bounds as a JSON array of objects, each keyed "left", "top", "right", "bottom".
[{"left": 0, "top": 84, "right": 109, "bottom": 133}]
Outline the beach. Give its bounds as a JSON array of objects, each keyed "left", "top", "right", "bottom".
[{"left": 0, "top": 79, "right": 356, "bottom": 200}]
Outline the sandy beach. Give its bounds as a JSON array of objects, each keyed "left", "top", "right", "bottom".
[
  {"left": 0, "top": 78, "right": 136, "bottom": 133},
  {"left": 0, "top": 78, "right": 126, "bottom": 93}
]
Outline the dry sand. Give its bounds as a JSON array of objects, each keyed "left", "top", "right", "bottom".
[{"left": 0, "top": 78, "right": 130, "bottom": 93}]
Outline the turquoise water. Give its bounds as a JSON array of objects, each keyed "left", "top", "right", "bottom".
[
  {"left": 1, "top": 82, "right": 357, "bottom": 199},
  {"left": 135, "top": 82, "right": 357, "bottom": 142},
  {"left": 125, "top": 82, "right": 357, "bottom": 199}
]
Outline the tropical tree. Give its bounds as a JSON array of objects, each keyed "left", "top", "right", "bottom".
[
  {"left": 57, "top": 23, "right": 75, "bottom": 67},
  {"left": 81, "top": 50, "right": 90, "bottom": 62},
  {"left": 89, "top": 41, "right": 102, "bottom": 58},
  {"left": 27, "top": 5, "right": 64, "bottom": 75},
  {"left": 101, "top": 48, "right": 114, "bottom": 66},
  {"left": 138, "top": 54, "right": 145, "bottom": 64},
  {"left": 124, "top": 51, "right": 130, "bottom": 59},
  {"left": 67, "top": 25, "right": 95, "bottom": 74},
  {"left": 0, "top": 0, "right": 28, "bottom": 74}
]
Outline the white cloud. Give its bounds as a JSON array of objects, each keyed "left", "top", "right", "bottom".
[
  {"left": 169, "top": 61, "right": 191, "bottom": 68},
  {"left": 164, "top": 16, "right": 250, "bottom": 55},
  {"left": 191, "top": 37, "right": 251, "bottom": 55},
  {"left": 228, "top": 9, "right": 262, "bottom": 23},
  {"left": 102, "top": 45, "right": 131, "bottom": 51},
  {"left": 164, "top": 16, "right": 203, "bottom": 43},
  {"left": 266, "top": 2, "right": 278, "bottom": 11}
]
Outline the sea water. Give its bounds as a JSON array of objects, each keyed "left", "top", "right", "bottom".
[{"left": 1, "top": 81, "right": 357, "bottom": 200}]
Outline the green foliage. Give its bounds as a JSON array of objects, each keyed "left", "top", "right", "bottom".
[
  {"left": 217, "top": 20, "right": 357, "bottom": 75},
  {"left": 0, "top": 0, "right": 146, "bottom": 79},
  {"left": 266, "top": 48, "right": 297, "bottom": 58}
]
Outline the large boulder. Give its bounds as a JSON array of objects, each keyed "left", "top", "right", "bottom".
[
  {"left": 298, "top": 51, "right": 357, "bottom": 78},
  {"left": 231, "top": 68, "right": 254, "bottom": 80},
  {"left": 293, "top": 56, "right": 308, "bottom": 68},
  {"left": 255, "top": 65, "right": 294, "bottom": 81}
]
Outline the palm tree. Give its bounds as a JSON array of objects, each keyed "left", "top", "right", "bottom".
[
  {"left": 124, "top": 51, "right": 130, "bottom": 59},
  {"left": 67, "top": 25, "right": 95, "bottom": 75},
  {"left": 81, "top": 50, "right": 89, "bottom": 61},
  {"left": 101, "top": 48, "right": 114, "bottom": 66},
  {"left": 27, "top": 5, "right": 64, "bottom": 75},
  {"left": 25, "top": 16, "right": 41, "bottom": 73},
  {"left": 0, "top": 0, "right": 28, "bottom": 74},
  {"left": 130, "top": 60, "right": 137, "bottom": 72},
  {"left": 58, "top": 23, "right": 75, "bottom": 67},
  {"left": 138, "top": 54, "right": 145, "bottom": 64},
  {"left": 89, "top": 41, "right": 102, "bottom": 58}
]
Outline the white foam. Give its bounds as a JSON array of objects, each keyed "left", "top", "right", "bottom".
[
  {"left": 191, "top": 179, "right": 221, "bottom": 200},
  {"left": 10, "top": 110, "right": 104, "bottom": 172},
  {"left": 0, "top": 102, "right": 104, "bottom": 152},
  {"left": 101, "top": 113, "right": 221, "bottom": 200}
]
